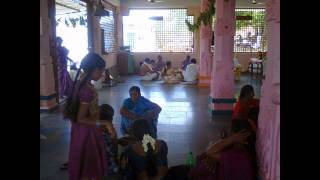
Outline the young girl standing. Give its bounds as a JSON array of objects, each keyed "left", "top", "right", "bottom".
[{"left": 64, "top": 52, "right": 115, "bottom": 180}]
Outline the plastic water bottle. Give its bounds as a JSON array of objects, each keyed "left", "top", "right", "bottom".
[{"left": 186, "top": 151, "right": 196, "bottom": 168}]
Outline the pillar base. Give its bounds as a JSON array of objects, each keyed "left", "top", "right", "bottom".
[
  {"left": 208, "top": 96, "right": 236, "bottom": 117},
  {"left": 198, "top": 75, "right": 211, "bottom": 87},
  {"left": 40, "top": 93, "right": 58, "bottom": 113}
]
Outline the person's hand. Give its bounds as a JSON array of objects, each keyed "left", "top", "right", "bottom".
[{"left": 229, "top": 130, "right": 251, "bottom": 145}]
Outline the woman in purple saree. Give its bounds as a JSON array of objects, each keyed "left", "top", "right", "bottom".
[
  {"left": 64, "top": 52, "right": 116, "bottom": 180},
  {"left": 56, "top": 37, "right": 72, "bottom": 98},
  {"left": 188, "top": 119, "right": 256, "bottom": 180}
]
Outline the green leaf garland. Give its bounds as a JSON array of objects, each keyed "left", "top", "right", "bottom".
[{"left": 186, "top": 0, "right": 216, "bottom": 32}]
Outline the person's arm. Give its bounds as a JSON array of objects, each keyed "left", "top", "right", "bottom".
[
  {"left": 120, "top": 99, "right": 140, "bottom": 120},
  {"left": 144, "top": 101, "right": 162, "bottom": 119},
  {"left": 206, "top": 130, "right": 251, "bottom": 159},
  {"left": 120, "top": 106, "right": 138, "bottom": 120},
  {"left": 77, "top": 103, "right": 113, "bottom": 129}
]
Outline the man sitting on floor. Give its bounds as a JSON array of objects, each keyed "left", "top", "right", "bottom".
[{"left": 181, "top": 58, "right": 199, "bottom": 84}]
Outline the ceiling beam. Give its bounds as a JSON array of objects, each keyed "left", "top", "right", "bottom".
[{"left": 56, "top": 2, "right": 81, "bottom": 12}]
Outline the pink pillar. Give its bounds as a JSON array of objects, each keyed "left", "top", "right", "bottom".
[
  {"left": 40, "top": 0, "right": 58, "bottom": 112},
  {"left": 209, "top": 0, "right": 236, "bottom": 115},
  {"left": 198, "top": 0, "right": 213, "bottom": 87},
  {"left": 256, "top": 0, "right": 280, "bottom": 179}
]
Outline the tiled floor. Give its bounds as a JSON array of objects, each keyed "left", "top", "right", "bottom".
[{"left": 40, "top": 73, "right": 262, "bottom": 180}]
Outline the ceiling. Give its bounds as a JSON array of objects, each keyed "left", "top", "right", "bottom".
[
  {"left": 55, "top": 0, "right": 265, "bottom": 16},
  {"left": 120, "top": 0, "right": 265, "bottom": 8}
]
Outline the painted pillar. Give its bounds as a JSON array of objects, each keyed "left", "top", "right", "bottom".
[
  {"left": 209, "top": 0, "right": 236, "bottom": 116},
  {"left": 256, "top": 0, "right": 280, "bottom": 179},
  {"left": 40, "top": 0, "right": 58, "bottom": 112},
  {"left": 198, "top": 0, "right": 213, "bottom": 87}
]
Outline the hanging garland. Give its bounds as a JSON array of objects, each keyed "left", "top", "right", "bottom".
[{"left": 185, "top": 0, "right": 216, "bottom": 32}]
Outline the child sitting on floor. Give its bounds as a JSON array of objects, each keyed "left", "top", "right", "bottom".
[{"left": 99, "top": 104, "right": 119, "bottom": 177}]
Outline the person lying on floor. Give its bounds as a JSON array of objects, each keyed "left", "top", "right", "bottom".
[
  {"left": 119, "top": 119, "right": 168, "bottom": 180},
  {"left": 120, "top": 86, "right": 162, "bottom": 138},
  {"left": 140, "top": 58, "right": 160, "bottom": 81},
  {"left": 188, "top": 119, "right": 257, "bottom": 180},
  {"left": 180, "top": 58, "right": 199, "bottom": 84},
  {"left": 163, "top": 61, "right": 182, "bottom": 84}
]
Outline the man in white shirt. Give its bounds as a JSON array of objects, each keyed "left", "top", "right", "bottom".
[{"left": 182, "top": 58, "right": 199, "bottom": 82}]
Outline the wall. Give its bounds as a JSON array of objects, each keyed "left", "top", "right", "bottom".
[{"left": 92, "top": 0, "right": 121, "bottom": 70}]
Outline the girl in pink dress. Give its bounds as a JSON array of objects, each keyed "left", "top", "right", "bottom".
[{"left": 64, "top": 52, "right": 115, "bottom": 180}]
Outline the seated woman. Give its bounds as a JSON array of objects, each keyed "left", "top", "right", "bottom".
[
  {"left": 181, "top": 55, "right": 191, "bottom": 71},
  {"left": 140, "top": 58, "right": 159, "bottom": 81},
  {"left": 163, "top": 61, "right": 182, "bottom": 84},
  {"left": 188, "top": 119, "right": 256, "bottom": 180},
  {"left": 120, "top": 119, "right": 168, "bottom": 180},
  {"left": 232, "top": 85, "right": 259, "bottom": 120},
  {"left": 120, "top": 86, "right": 162, "bottom": 138}
]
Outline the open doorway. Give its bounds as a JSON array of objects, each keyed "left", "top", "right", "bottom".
[
  {"left": 55, "top": 0, "right": 88, "bottom": 67},
  {"left": 55, "top": 0, "right": 88, "bottom": 102}
]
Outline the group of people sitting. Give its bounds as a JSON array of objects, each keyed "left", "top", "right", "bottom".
[
  {"left": 62, "top": 51, "right": 260, "bottom": 180},
  {"left": 139, "top": 55, "right": 200, "bottom": 84}
]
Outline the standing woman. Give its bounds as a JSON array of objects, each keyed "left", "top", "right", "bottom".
[
  {"left": 56, "top": 37, "right": 72, "bottom": 98},
  {"left": 64, "top": 52, "right": 115, "bottom": 180}
]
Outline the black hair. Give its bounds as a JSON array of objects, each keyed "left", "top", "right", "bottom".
[
  {"left": 63, "top": 52, "right": 106, "bottom": 122},
  {"left": 132, "top": 120, "right": 158, "bottom": 178},
  {"left": 248, "top": 107, "right": 260, "bottom": 123},
  {"left": 56, "top": 36, "right": 62, "bottom": 42},
  {"left": 239, "top": 85, "right": 254, "bottom": 100},
  {"left": 99, "top": 104, "right": 114, "bottom": 122},
  {"left": 186, "top": 55, "right": 190, "bottom": 58},
  {"left": 191, "top": 58, "right": 196, "bottom": 64},
  {"left": 129, "top": 86, "right": 141, "bottom": 94},
  {"left": 144, "top": 58, "right": 151, "bottom": 63},
  {"left": 231, "top": 119, "right": 252, "bottom": 133},
  {"left": 166, "top": 61, "right": 172, "bottom": 67}
]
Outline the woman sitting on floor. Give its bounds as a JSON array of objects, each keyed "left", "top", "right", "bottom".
[
  {"left": 120, "top": 119, "right": 168, "bottom": 180},
  {"left": 163, "top": 61, "right": 182, "bottom": 84},
  {"left": 232, "top": 85, "right": 260, "bottom": 120},
  {"left": 188, "top": 119, "right": 256, "bottom": 180}
]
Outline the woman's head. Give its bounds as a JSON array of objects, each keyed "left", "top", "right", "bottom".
[
  {"left": 80, "top": 52, "right": 106, "bottom": 81},
  {"left": 129, "top": 86, "right": 141, "bottom": 103},
  {"left": 191, "top": 58, "right": 197, "bottom": 64},
  {"left": 239, "top": 85, "right": 254, "bottom": 101},
  {"left": 132, "top": 119, "right": 152, "bottom": 141},
  {"left": 132, "top": 120, "right": 158, "bottom": 178},
  {"left": 56, "top": 37, "right": 63, "bottom": 46}
]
